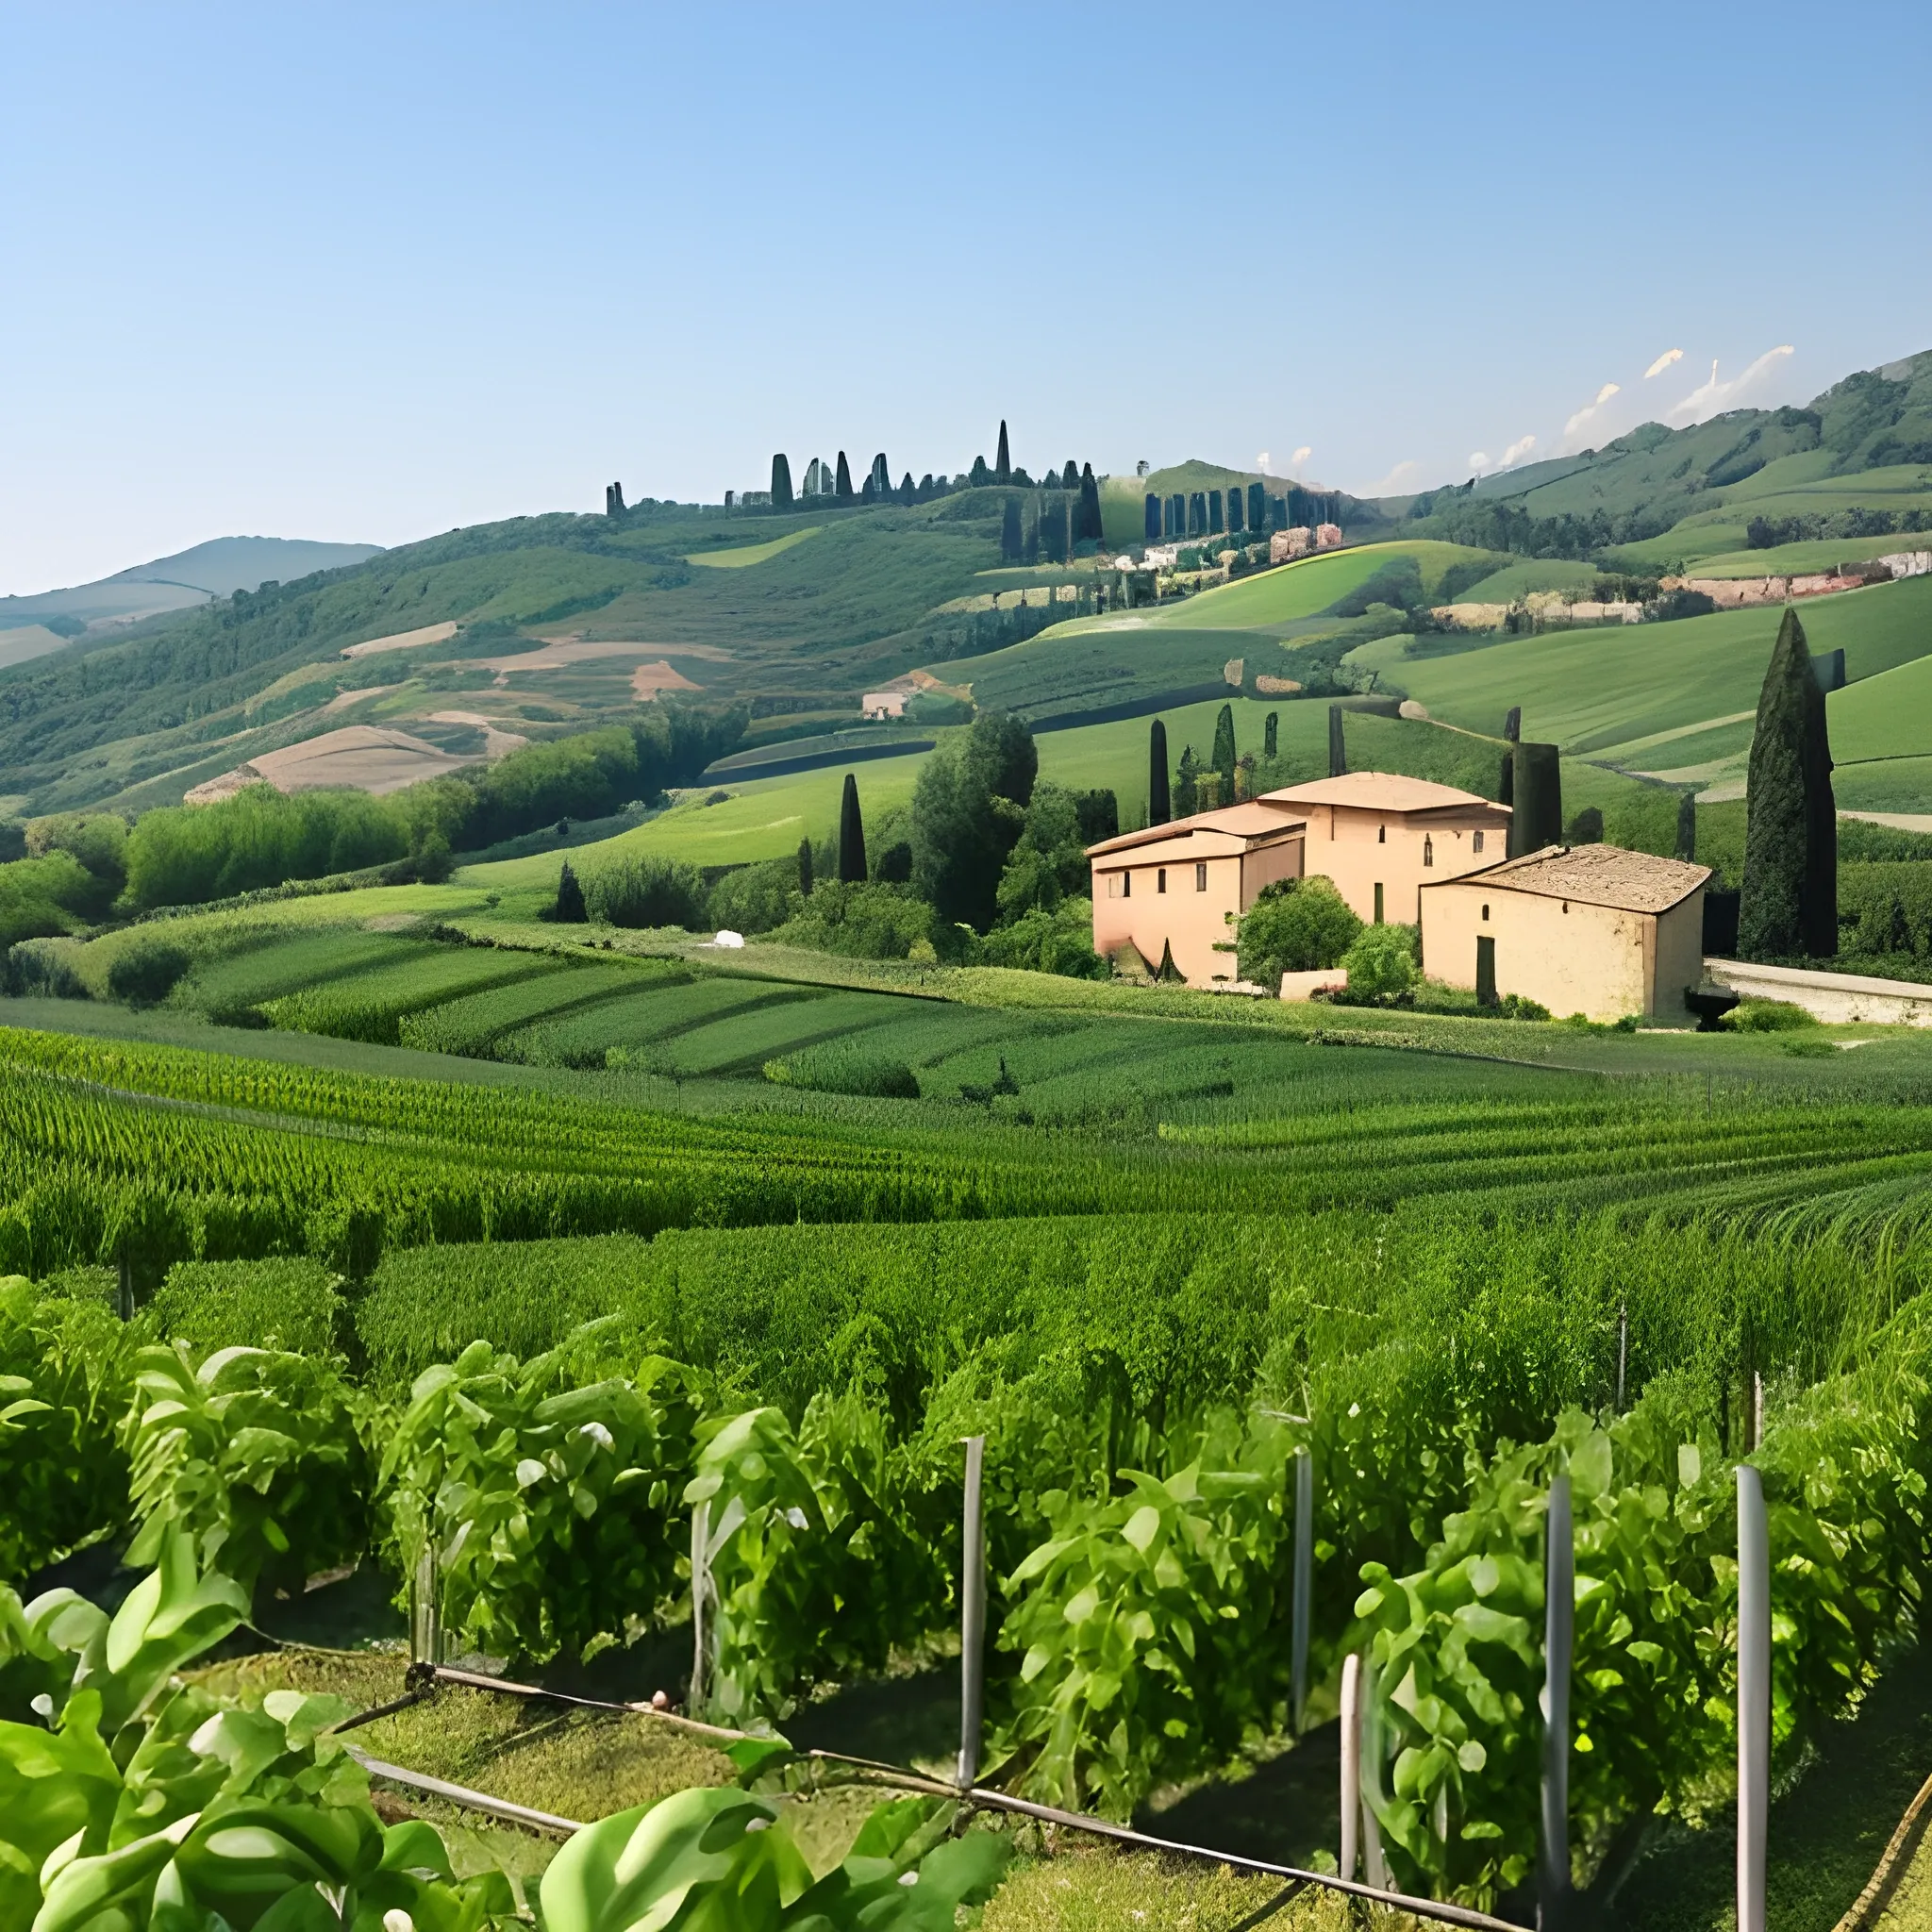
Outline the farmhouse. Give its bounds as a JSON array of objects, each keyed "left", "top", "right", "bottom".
[
  {"left": 1419, "top": 843, "right": 1710, "bottom": 1023},
  {"left": 1088, "top": 801, "right": 1307, "bottom": 984},
  {"left": 1257, "top": 773, "right": 1511, "bottom": 924},
  {"left": 1086, "top": 771, "right": 1509, "bottom": 983}
]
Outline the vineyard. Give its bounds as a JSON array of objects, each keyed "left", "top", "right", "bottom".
[{"left": 5, "top": 969, "right": 1932, "bottom": 1927}]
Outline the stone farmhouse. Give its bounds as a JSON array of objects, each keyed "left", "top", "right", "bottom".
[
  {"left": 1086, "top": 773, "right": 1509, "bottom": 987},
  {"left": 1087, "top": 771, "right": 1711, "bottom": 1020},
  {"left": 1420, "top": 844, "right": 1709, "bottom": 1024}
]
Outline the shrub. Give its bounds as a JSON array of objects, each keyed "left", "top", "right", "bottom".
[
  {"left": 771, "top": 879, "right": 938, "bottom": 960},
  {"left": 106, "top": 934, "right": 192, "bottom": 1008},
  {"left": 583, "top": 854, "right": 708, "bottom": 928},
  {"left": 1238, "top": 877, "right": 1362, "bottom": 989},
  {"left": 978, "top": 901, "right": 1106, "bottom": 978},
  {"left": 707, "top": 858, "right": 797, "bottom": 935},
  {"left": 146, "top": 1257, "right": 342, "bottom": 1356},
  {"left": 1341, "top": 922, "right": 1419, "bottom": 1004},
  {"left": 1721, "top": 997, "right": 1818, "bottom": 1032}
]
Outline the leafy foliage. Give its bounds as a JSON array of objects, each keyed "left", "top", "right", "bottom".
[
  {"left": 1238, "top": 877, "right": 1362, "bottom": 988},
  {"left": 122, "top": 1341, "right": 370, "bottom": 1603},
  {"left": 380, "top": 1331, "right": 703, "bottom": 1664}
]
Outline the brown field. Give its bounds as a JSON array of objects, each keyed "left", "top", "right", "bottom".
[
  {"left": 184, "top": 725, "right": 483, "bottom": 803},
  {"left": 339, "top": 620, "right": 459, "bottom": 659}
]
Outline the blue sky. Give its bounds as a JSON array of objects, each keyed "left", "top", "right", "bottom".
[{"left": 3, "top": 1, "right": 1926, "bottom": 592}]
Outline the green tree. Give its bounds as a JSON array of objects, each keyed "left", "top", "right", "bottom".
[
  {"left": 1075, "top": 464, "right": 1103, "bottom": 542},
  {"left": 1237, "top": 877, "right": 1362, "bottom": 991},
  {"left": 1174, "top": 746, "right": 1200, "bottom": 817},
  {"left": 912, "top": 711, "right": 1037, "bottom": 929},
  {"left": 798, "top": 836, "right": 814, "bottom": 897},
  {"left": 1264, "top": 711, "right": 1278, "bottom": 758},
  {"left": 1507, "top": 742, "right": 1563, "bottom": 857},
  {"left": 835, "top": 451, "right": 854, "bottom": 503},
  {"left": 1001, "top": 497, "right": 1023, "bottom": 563},
  {"left": 1343, "top": 922, "right": 1419, "bottom": 1003},
  {"left": 838, "top": 772, "right": 868, "bottom": 884},
  {"left": 1328, "top": 705, "right": 1347, "bottom": 777},
  {"left": 995, "top": 785, "right": 1089, "bottom": 923},
  {"left": 1148, "top": 719, "right": 1171, "bottom": 825},
  {"left": 1211, "top": 704, "right": 1237, "bottom": 799},
  {"left": 553, "top": 858, "right": 587, "bottom": 923},
  {"left": 996, "top": 420, "right": 1011, "bottom": 484},
  {"left": 1675, "top": 792, "right": 1698, "bottom": 861},
  {"left": 1740, "top": 608, "right": 1838, "bottom": 958},
  {"left": 771, "top": 455, "right": 793, "bottom": 510}
]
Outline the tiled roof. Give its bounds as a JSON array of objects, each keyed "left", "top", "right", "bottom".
[
  {"left": 1086, "top": 799, "right": 1304, "bottom": 858},
  {"left": 1261, "top": 772, "right": 1502, "bottom": 814},
  {"left": 1460, "top": 843, "right": 1712, "bottom": 914}
]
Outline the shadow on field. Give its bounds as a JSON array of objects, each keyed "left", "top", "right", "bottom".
[{"left": 1138, "top": 1721, "right": 1342, "bottom": 1871}]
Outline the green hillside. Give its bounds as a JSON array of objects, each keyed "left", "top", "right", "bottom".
[
  {"left": 1345, "top": 574, "right": 1932, "bottom": 761},
  {"left": 1830, "top": 651, "right": 1932, "bottom": 766}
]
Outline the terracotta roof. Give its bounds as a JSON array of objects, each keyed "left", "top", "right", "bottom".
[
  {"left": 1260, "top": 772, "right": 1501, "bottom": 815},
  {"left": 1450, "top": 843, "right": 1712, "bottom": 914},
  {"left": 1086, "top": 799, "right": 1304, "bottom": 858}
]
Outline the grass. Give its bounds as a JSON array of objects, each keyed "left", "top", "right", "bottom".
[
  {"left": 684, "top": 525, "right": 822, "bottom": 568},
  {"left": 1448, "top": 558, "right": 1605, "bottom": 603},
  {"left": 1830, "top": 652, "right": 1932, "bottom": 766},
  {"left": 1672, "top": 531, "right": 1928, "bottom": 579}
]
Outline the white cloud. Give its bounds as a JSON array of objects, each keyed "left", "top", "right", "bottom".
[
  {"left": 1358, "top": 458, "right": 1422, "bottom": 497},
  {"left": 1562, "top": 383, "right": 1623, "bottom": 449},
  {"left": 1290, "top": 445, "right": 1312, "bottom": 475},
  {"left": 1664, "top": 345, "right": 1795, "bottom": 425},
  {"left": 1644, "top": 347, "right": 1685, "bottom": 380},
  {"left": 1256, "top": 451, "right": 1270, "bottom": 474},
  {"left": 1498, "top": 433, "right": 1537, "bottom": 469},
  {"left": 1468, "top": 451, "right": 1491, "bottom": 474}
]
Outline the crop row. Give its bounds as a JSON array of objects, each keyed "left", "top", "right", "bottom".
[{"left": 8, "top": 1203, "right": 1929, "bottom": 1908}]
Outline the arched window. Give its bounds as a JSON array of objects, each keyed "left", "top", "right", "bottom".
[{"left": 1423, "top": 836, "right": 1434, "bottom": 868}]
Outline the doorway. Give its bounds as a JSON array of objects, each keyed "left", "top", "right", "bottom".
[{"left": 1475, "top": 935, "right": 1496, "bottom": 1007}]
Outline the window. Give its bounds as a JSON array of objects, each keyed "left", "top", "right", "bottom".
[
  {"left": 1473, "top": 830, "right": 1485, "bottom": 855},
  {"left": 1481, "top": 903, "right": 1490, "bottom": 921},
  {"left": 1122, "top": 872, "right": 1131, "bottom": 899},
  {"left": 1374, "top": 883, "right": 1384, "bottom": 924},
  {"left": 1423, "top": 836, "right": 1433, "bottom": 868},
  {"left": 1377, "top": 825, "right": 1386, "bottom": 844},
  {"left": 1158, "top": 868, "right": 1167, "bottom": 894},
  {"left": 1195, "top": 862, "right": 1208, "bottom": 891}
]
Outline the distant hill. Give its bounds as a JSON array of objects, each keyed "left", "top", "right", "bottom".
[{"left": 0, "top": 536, "right": 386, "bottom": 658}]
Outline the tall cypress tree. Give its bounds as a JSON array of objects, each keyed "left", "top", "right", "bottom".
[
  {"left": 1062, "top": 459, "right": 1079, "bottom": 490},
  {"left": 553, "top": 859, "right": 587, "bottom": 923},
  {"left": 1144, "top": 493, "right": 1161, "bottom": 543},
  {"left": 771, "top": 456, "right": 793, "bottom": 510},
  {"left": 1264, "top": 711, "right": 1278, "bottom": 758},
  {"left": 1739, "top": 608, "right": 1838, "bottom": 958},
  {"left": 1000, "top": 497, "right": 1023, "bottom": 563},
  {"left": 1148, "top": 719, "right": 1171, "bottom": 825},
  {"left": 1175, "top": 746, "right": 1200, "bottom": 817},
  {"left": 1248, "top": 482, "right": 1265, "bottom": 533},
  {"left": 1507, "top": 743, "right": 1563, "bottom": 856},
  {"left": 1675, "top": 792, "right": 1697, "bottom": 861},
  {"left": 1226, "top": 487, "right": 1244, "bottom": 534},
  {"left": 1076, "top": 463, "right": 1102, "bottom": 542},
  {"left": 1211, "top": 703, "right": 1236, "bottom": 797},
  {"left": 995, "top": 420, "right": 1011, "bottom": 484},
  {"left": 1328, "top": 705, "right": 1347, "bottom": 777},
  {"left": 797, "top": 837, "right": 813, "bottom": 897},
  {"left": 834, "top": 452, "right": 854, "bottom": 503},
  {"left": 899, "top": 471, "right": 916, "bottom": 507},
  {"left": 838, "top": 773, "right": 867, "bottom": 884}
]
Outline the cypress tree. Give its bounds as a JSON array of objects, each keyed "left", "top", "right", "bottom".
[
  {"left": 1226, "top": 487, "right": 1243, "bottom": 534},
  {"left": 1208, "top": 491, "right": 1224, "bottom": 536},
  {"left": 871, "top": 454, "right": 890, "bottom": 497},
  {"left": 1144, "top": 493, "right": 1161, "bottom": 543},
  {"left": 1000, "top": 497, "right": 1023, "bottom": 564},
  {"left": 996, "top": 420, "right": 1011, "bottom": 484},
  {"left": 1248, "top": 482, "right": 1266, "bottom": 533},
  {"left": 554, "top": 859, "right": 587, "bottom": 923},
  {"left": 1328, "top": 704, "right": 1347, "bottom": 777},
  {"left": 1211, "top": 702, "right": 1236, "bottom": 797},
  {"left": 899, "top": 471, "right": 916, "bottom": 507},
  {"left": 1175, "top": 746, "right": 1200, "bottom": 817},
  {"left": 798, "top": 837, "right": 813, "bottom": 897},
  {"left": 834, "top": 452, "right": 854, "bottom": 503},
  {"left": 1062, "top": 459, "right": 1079, "bottom": 490},
  {"left": 838, "top": 772, "right": 867, "bottom": 883},
  {"left": 1739, "top": 607, "right": 1838, "bottom": 958},
  {"left": 969, "top": 455, "right": 990, "bottom": 487},
  {"left": 1076, "top": 464, "right": 1102, "bottom": 542},
  {"left": 771, "top": 455, "right": 793, "bottom": 510},
  {"left": 1169, "top": 494, "right": 1184, "bottom": 538},
  {"left": 1507, "top": 743, "right": 1563, "bottom": 856},
  {"left": 1264, "top": 710, "right": 1278, "bottom": 758},
  {"left": 1503, "top": 706, "right": 1522, "bottom": 742},
  {"left": 1675, "top": 791, "right": 1697, "bottom": 862},
  {"left": 1148, "top": 719, "right": 1171, "bottom": 824}
]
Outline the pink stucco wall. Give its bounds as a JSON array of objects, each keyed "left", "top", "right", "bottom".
[
  {"left": 1092, "top": 837, "right": 1304, "bottom": 983},
  {"left": 1296, "top": 803, "right": 1506, "bottom": 925}
]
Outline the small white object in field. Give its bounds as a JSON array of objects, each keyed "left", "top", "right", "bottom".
[
  {"left": 652, "top": 1689, "right": 670, "bottom": 1709},
  {"left": 713, "top": 930, "right": 745, "bottom": 949}
]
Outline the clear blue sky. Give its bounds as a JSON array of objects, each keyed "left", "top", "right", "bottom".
[{"left": 3, "top": 2, "right": 1926, "bottom": 592}]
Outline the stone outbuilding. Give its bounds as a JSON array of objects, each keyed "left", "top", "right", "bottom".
[{"left": 1419, "top": 843, "right": 1711, "bottom": 1023}]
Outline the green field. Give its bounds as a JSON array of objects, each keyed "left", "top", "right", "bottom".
[
  {"left": 1449, "top": 558, "right": 1606, "bottom": 603},
  {"left": 1346, "top": 574, "right": 1932, "bottom": 761},
  {"left": 684, "top": 525, "right": 823, "bottom": 568},
  {"left": 1828, "top": 650, "right": 1932, "bottom": 766}
]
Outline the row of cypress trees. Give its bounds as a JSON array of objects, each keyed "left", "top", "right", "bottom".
[{"left": 1144, "top": 705, "right": 1282, "bottom": 824}]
